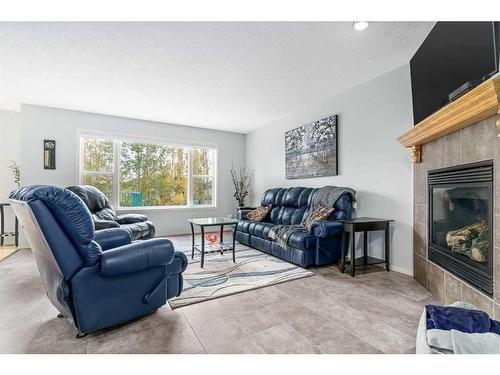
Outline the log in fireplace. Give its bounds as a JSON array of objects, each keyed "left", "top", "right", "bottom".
[{"left": 428, "top": 160, "right": 493, "bottom": 296}]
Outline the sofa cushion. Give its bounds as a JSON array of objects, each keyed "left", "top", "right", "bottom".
[
  {"left": 237, "top": 220, "right": 274, "bottom": 239},
  {"left": 251, "top": 222, "right": 274, "bottom": 239},
  {"left": 238, "top": 220, "right": 252, "bottom": 234},
  {"left": 246, "top": 204, "right": 272, "bottom": 221},
  {"left": 261, "top": 188, "right": 285, "bottom": 206},
  {"left": 281, "top": 187, "right": 313, "bottom": 208}
]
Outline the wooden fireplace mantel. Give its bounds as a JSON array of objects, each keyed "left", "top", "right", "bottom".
[{"left": 398, "top": 77, "right": 500, "bottom": 163}]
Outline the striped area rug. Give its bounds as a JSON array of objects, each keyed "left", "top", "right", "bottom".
[{"left": 168, "top": 243, "right": 313, "bottom": 309}]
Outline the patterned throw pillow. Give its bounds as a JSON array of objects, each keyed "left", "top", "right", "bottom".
[
  {"left": 304, "top": 204, "right": 335, "bottom": 229},
  {"left": 246, "top": 204, "right": 272, "bottom": 221}
]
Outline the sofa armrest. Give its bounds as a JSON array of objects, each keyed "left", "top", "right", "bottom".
[
  {"left": 94, "top": 227, "right": 132, "bottom": 251},
  {"left": 116, "top": 213, "right": 148, "bottom": 224},
  {"left": 94, "top": 219, "right": 120, "bottom": 230},
  {"left": 309, "top": 220, "right": 342, "bottom": 239},
  {"left": 236, "top": 208, "right": 255, "bottom": 220},
  {"left": 100, "top": 238, "right": 175, "bottom": 276}
]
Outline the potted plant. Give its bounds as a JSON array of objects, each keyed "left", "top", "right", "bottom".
[{"left": 230, "top": 164, "right": 254, "bottom": 208}]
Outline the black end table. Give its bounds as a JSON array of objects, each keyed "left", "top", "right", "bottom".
[
  {"left": 187, "top": 217, "right": 239, "bottom": 268},
  {"left": 340, "top": 217, "right": 393, "bottom": 277},
  {"left": 0, "top": 203, "right": 19, "bottom": 247}
]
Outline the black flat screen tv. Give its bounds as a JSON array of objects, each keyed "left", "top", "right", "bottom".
[{"left": 410, "top": 22, "right": 499, "bottom": 125}]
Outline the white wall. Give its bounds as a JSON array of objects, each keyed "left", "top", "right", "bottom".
[
  {"left": 245, "top": 65, "right": 414, "bottom": 274},
  {"left": 0, "top": 110, "right": 21, "bottom": 245},
  {"left": 18, "top": 105, "right": 245, "bottom": 243}
]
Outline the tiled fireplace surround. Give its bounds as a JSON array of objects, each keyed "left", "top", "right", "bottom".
[{"left": 413, "top": 114, "right": 500, "bottom": 319}]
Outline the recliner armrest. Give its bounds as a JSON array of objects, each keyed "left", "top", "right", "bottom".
[
  {"left": 94, "top": 227, "right": 132, "bottom": 250},
  {"left": 309, "top": 220, "right": 342, "bottom": 238},
  {"left": 94, "top": 219, "right": 120, "bottom": 230},
  {"left": 116, "top": 213, "right": 148, "bottom": 224},
  {"left": 100, "top": 238, "right": 175, "bottom": 276}
]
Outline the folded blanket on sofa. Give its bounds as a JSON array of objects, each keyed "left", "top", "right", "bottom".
[
  {"left": 268, "top": 186, "right": 356, "bottom": 250},
  {"left": 424, "top": 303, "right": 500, "bottom": 354}
]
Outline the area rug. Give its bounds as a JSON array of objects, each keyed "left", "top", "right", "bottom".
[{"left": 168, "top": 243, "right": 313, "bottom": 309}]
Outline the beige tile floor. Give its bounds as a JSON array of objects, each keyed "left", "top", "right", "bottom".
[{"left": 0, "top": 233, "right": 437, "bottom": 354}]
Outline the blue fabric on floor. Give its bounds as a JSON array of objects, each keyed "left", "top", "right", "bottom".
[{"left": 426, "top": 305, "right": 500, "bottom": 334}]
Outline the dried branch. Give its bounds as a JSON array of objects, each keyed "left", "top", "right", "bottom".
[
  {"left": 230, "top": 164, "right": 254, "bottom": 207},
  {"left": 9, "top": 160, "right": 21, "bottom": 188}
]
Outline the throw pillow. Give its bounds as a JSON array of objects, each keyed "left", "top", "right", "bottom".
[
  {"left": 246, "top": 204, "right": 272, "bottom": 221},
  {"left": 304, "top": 204, "right": 335, "bottom": 229}
]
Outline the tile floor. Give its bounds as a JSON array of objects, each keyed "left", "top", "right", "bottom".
[
  {"left": 0, "top": 245, "right": 18, "bottom": 262},
  {"left": 0, "top": 233, "right": 437, "bottom": 354}
]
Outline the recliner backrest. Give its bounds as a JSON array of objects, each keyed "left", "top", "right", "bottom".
[
  {"left": 10, "top": 186, "right": 102, "bottom": 266},
  {"left": 66, "top": 185, "right": 118, "bottom": 221},
  {"left": 9, "top": 185, "right": 104, "bottom": 322}
]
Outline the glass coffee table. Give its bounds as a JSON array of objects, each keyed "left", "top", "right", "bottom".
[{"left": 187, "top": 217, "right": 239, "bottom": 268}]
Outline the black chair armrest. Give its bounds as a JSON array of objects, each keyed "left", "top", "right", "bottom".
[
  {"left": 117, "top": 213, "right": 148, "bottom": 224},
  {"left": 94, "top": 219, "right": 120, "bottom": 230},
  {"left": 94, "top": 228, "right": 132, "bottom": 250},
  {"left": 100, "top": 238, "right": 175, "bottom": 276}
]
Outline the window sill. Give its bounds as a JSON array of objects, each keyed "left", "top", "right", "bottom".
[{"left": 115, "top": 205, "right": 217, "bottom": 213}]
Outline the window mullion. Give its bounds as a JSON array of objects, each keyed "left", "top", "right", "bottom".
[
  {"left": 112, "top": 140, "right": 120, "bottom": 208},
  {"left": 187, "top": 148, "right": 193, "bottom": 207}
]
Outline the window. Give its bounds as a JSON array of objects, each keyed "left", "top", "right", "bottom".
[{"left": 79, "top": 133, "right": 217, "bottom": 209}]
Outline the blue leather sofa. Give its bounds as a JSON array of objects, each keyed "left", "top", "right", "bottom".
[
  {"left": 9, "top": 185, "right": 187, "bottom": 337},
  {"left": 236, "top": 187, "right": 353, "bottom": 267}
]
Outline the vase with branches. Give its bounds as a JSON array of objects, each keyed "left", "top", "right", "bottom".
[
  {"left": 230, "top": 164, "right": 254, "bottom": 208},
  {"left": 9, "top": 160, "right": 21, "bottom": 188}
]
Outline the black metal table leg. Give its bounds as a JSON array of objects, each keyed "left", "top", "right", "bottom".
[
  {"left": 340, "top": 230, "right": 347, "bottom": 273},
  {"left": 385, "top": 224, "right": 390, "bottom": 271},
  {"left": 350, "top": 229, "right": 356, "bottom": 277},
  {"left": 1, "top": 205, "right": 4, "bottom": 247},
  {"left": 363, "top": 230, "right": 368, "bottom": 266},
  {"left": 190, "top": 223, "right": 195, "bottom": 260},
  {"left": 232, "top": 225, "right": 236, "bottom": 263},
  {"left": 220, "top": 225, "right": 224, "bottom": 243},
  {"left": 201, "top": 226, "right": 205, "bottom": 268}
]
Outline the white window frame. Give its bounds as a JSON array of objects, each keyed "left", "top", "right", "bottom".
[{"left": 77, "top": 130, "right": 218, "bottom": 211}]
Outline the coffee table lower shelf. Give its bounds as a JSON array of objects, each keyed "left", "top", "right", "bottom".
[{"left": 193, "top": 243, "right": 234, "bottom": 254}]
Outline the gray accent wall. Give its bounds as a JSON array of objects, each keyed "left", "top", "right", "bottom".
[{"left": 245, "top": 65, "right": 415, "bottom": 274}]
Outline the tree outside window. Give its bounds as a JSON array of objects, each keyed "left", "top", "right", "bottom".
[{"left": 80, "top": 135, "right": 216, "bottom": 208}]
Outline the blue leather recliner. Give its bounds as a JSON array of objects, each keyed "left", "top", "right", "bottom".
[
  {"left": 236, "top": 187, "right": 353, "bottom": 267},
  {"left": 9, "top": 185, "right": 187, "bottom": 337}
]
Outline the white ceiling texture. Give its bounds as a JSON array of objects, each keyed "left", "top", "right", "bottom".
[{"left": 0, "top": 22, "right": 434, "bottom": 133}]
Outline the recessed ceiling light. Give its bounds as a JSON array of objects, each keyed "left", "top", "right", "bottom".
[{"left": 353, "top": 21, "right": 369, "bottom": 31}]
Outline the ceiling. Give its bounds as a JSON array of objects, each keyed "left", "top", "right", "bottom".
[{"left": 0, "top": 22, "right": 434, "bottom": 133}]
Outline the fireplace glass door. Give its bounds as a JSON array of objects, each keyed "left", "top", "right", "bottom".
[
  {"left": 431, "top": 185, "right": 490, "bottom": 268},
  {"left": 428, "top": 160, "right": 493, "bottom": 296}
]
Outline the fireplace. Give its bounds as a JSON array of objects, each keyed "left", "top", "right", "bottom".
[{"left": 428, "top": 160, "right": 493, "bottom": 296}]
